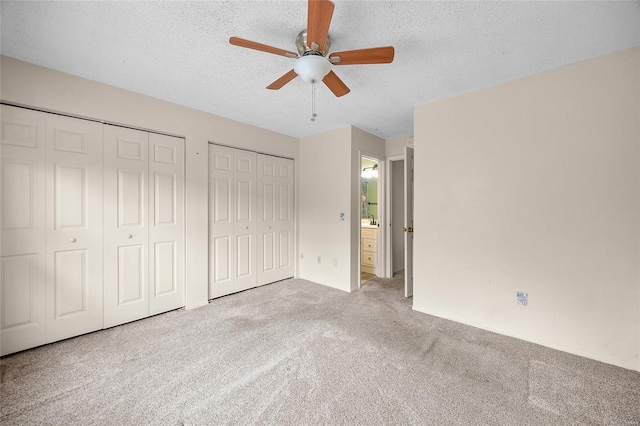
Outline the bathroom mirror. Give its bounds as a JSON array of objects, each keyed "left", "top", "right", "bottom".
[{"left": 361, "top": 158, "right": 378, "bottom": 220}]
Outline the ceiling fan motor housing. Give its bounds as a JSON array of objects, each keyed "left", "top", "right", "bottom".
[{"left": 295, "top": 30, "right": 331, "bottom": 57}]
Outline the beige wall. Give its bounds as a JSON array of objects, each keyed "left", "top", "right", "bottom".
[
  {"left": 0, "top": 55, "right": 299, "bottom": 309},
  {"left": 385, "top": 134, "right": 412, "bottom": 157},
  {"left": 414, "top": 47, "right": 640, "bottom": 371},
  {"left": 298, "top": 126, "right": 352, "bottom": 291},
  {"left": 297, "top": 125, "right": 384, "bottom": 292}
]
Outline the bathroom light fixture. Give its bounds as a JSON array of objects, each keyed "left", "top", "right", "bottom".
[{"left": 361, "top": 164, "right": 378, "bottom": 178}]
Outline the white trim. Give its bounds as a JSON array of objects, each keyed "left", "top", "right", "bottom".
[{"left": 385, "top": 154, "right": 405, "bottom": 278}]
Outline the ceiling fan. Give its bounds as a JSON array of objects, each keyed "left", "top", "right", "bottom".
[{"left": 229, "top": 0, "right": 394, "bottom": 97}]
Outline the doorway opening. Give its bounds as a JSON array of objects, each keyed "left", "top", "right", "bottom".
[
  {"left": 389, "top": 158, "right": 405, "bottom": 279},
  {"left": 360, "top": 156, "right": 381, "bottom": 286},
  {"left": 385, "top": 146, "right": 414, "bottom": 298}
]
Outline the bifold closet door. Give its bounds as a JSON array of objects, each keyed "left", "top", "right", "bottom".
[
  {"left": 45, "top": 114, "right": 103, "bottom": 342},
  {"left": 104, "top": 126, "right": 185, "bottom": 327},
  {"left": 103, "top": 126, "right": 149, "bottom": 327},
  {"left": 0, "top": 106, "right": 46, "bottom": 355},
  {"left": 148, "top": 133, "right": 185, "bottom": 316},
  {"left": 208, "top": 145, "right": 257, "bottom": 298},
  {"left": 257, "top": 154, "right": 294, "bottom": 285}
]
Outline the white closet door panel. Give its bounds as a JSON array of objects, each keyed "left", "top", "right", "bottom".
[
  {"left": 149, "top": 133, "right": 184, "bottom": 315},
  {"left": 0, "top": 106, "right": 46, "bottom": 257},
  {"left": 103, "top": 126, "right": 149, "bottom": 327},
  {"left": 257, "top": 155, "right": 277, "bottom": 285},
  {"left": 261, "top": 230, "right": 276, "bottom": 273},
  {"left": 276, "top": 159, "right": 295, "bottom": 280},
  {"left": 45, "top": 114, "right": 103, "bottom": 342},
  {"left": 279, "top": 229, "right": 292, "bottom": 269},
  {"left": 0, "top": 106, "right": 46, "bottom": 354},
  {"left": 0, "top": 253, "right": 45, "bottom": 355},
  {"left": 233, "top": 149, "right": 257, "bottom": 292},
  {"left": 209, "top": 145, "right": 235, "bottom": 298},
  {"left": 257, "top": 154, "right": 294, "bottom": 285}
]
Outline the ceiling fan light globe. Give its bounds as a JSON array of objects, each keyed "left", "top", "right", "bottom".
[{"left": 294, "top": 55, "right": 332, "bottom": 84}]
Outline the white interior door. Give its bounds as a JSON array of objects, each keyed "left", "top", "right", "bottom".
[
  {"left": 148, "top": 133, "right": 185, "bottom": 315},
  {"left": 209, "top": 145, "right": 260, "bottom": 298},
  {"left": 45, "top": 114, "right": 103, "bottom": 342},
  {"left": 209, "top": 145, "right": 235, "bottom": 298},
  {"left": 257, "top": 154, "right": 294, "bottom": 285},
  {"left": 103, "top": 125, "right": 149, "bottom": 328},
  {"left": 404, "top": 146, "right": 414, "bottom": 298},
  {"left": 0, "top": 105, "right": 46, "bottom": 355},
  {"left": 233, "top": 149, "right": 257, "bottom": 292}
]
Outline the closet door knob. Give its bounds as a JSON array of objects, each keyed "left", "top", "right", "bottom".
[
  {"left": 69, "top": 237, "right": 77, "bottom": 243},
  {"left": 127, "top": 234, "right": 133, "bottom": 239},
  {"left": 244, "top": 226, "right": 249, "bottom": 230},
  {"left": 268, "top": 226, "right": 272, "bottom": 229}
]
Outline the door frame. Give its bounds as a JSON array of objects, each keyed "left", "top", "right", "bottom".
[
  {"left": 358, "top": 151, "right": 385, "bottom": 288},
  {"left": 384, "top": 154, "right": 404, "bottom": 278}
]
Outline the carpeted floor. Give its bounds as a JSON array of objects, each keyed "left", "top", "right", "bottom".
[{"left": 1, "top": 275, "right": 639, "bottom": 425}]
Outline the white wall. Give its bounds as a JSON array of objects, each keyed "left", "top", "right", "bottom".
[
  {"left": 385, "top": 134, "right": 412, "bottom": 157},
  {"left": 298, "top": 127, "right": 352, "bottom": 291},
  {"left": 0, "top": 55, "right": 299, "bottom": 309},
  {"left": 413, "top": 47, "right": 640, "bottom": 371},
  {"left": 391, "top": 160, "right": 405, "bottom": 273}
]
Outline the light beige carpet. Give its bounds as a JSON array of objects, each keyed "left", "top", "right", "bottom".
[{"left": 1, "top": 275, "right": 639, "bottom": 425}]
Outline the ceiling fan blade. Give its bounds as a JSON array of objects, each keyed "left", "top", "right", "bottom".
[
  {"left": 267, "top": 69, "right": 298, "bottom": 90},
  {"left": 229, "top": 37, "right": 298, "bottom": 58},
  {"left": 307, "top": 0, "right": 334, "bottom": 52},
  {"left": 322, "top": 70, "right": 350, "bottom": 97},
  {"left": 329, "top": 46, "right": 395, "bottom": 65}
]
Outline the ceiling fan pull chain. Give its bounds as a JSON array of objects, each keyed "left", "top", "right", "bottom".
[{"left": 311, "top": 82, "right": 318, "bottom": 122}]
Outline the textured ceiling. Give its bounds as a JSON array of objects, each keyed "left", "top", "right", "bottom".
[{"left": 2, "top": 1, "right": 639, "bottom": 139}]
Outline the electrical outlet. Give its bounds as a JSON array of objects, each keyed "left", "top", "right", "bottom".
[
  {"left": 333, "top": 259, "right": 337, "bottom": 267},
  {"left": 517, "top": 291, "right": 528, "bottom": 306},
  {"left": 300, "top": 253, "right": 304, "bottom": 259},
  {"left": 317, "top": 256, "right": 321, "bottom": 264}
]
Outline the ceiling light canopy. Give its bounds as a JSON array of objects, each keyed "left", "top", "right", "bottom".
[{"left": 294, "top": 55, "right": 332, "bottom": 84}]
